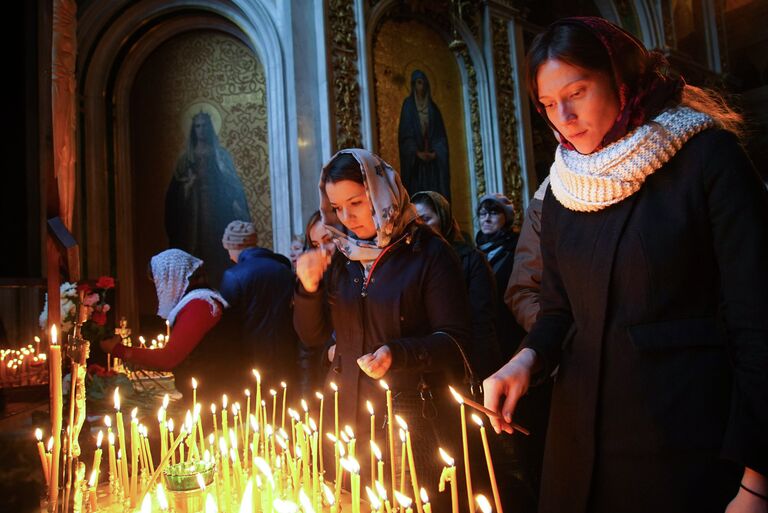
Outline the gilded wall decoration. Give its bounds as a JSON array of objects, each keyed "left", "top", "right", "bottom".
[
  {"left": 328, "top": 0, "right": 363, "bottom": 150},
  {"left": 372, "top": 17, "right": 474, "bottom": 233},
  {"left": 491, "top": 17, "right": 523, "bottom": 227},
  {"left": 130, "top": 31, "right": 271, "bottom": 322}
]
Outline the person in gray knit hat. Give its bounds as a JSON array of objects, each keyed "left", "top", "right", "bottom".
[{"left": 220, "top": 220, "right": 299, "bottom": 383}]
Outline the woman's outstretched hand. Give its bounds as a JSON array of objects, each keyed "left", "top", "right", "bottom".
[
  {"left": 483, "top": 348, "right": 537, "bottom": 434},
  {"left": 296, "top": 248, "right": 331, "bottom": 293},
  {"left": 357, "top": 346, "right": 393, "bottom": 379}
]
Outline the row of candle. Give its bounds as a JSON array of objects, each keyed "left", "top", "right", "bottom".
[
  {"left": 39, "top": 345, "right": 505, "bottom": 513},
  {"left": 0, "top": 342, "right": 47, "bottom": 387}
]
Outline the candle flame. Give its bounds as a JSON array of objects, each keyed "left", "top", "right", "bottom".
[
  {"left": 239, "top": 480, "right": 254, "bottom": 513},
  {"left": 157, "top": 483, "right": 169, "bottom": 511},
  {"left": 196, "top": 473, "right": 206, "bottom": 490},
  {"left": 379, "top": 379, "right": 389, "bottom": 391},
  {"left": 301, "top": 399, "right": 308, "bottom": 412},
  {"left": 113, "top": 388, "right": 120, "bottom": 411},
  {"left": 50, "top": 325, "right": 58, "bottom": 346},
  {"left": 280, "top": 381, "right": 287, "bottom": 389},
  {"left": 108, "top": 432, "right": 115, "bottom": 445},
  {"left": 96, "top": 430, "right": 103, "bottom": 447},
  {"left": 35, "top": 428, "right": 42, "bottom": 441},
  {"left": 269, "top": 389, "right": 277, "bottom": 396},
  {"left": 366, "top": 486, "right": 382, "bottom": 509},
  {"left": 140, "top": 491, "right": 152, "bottom": 513},
  {"left": 299, "top": 489, "right": 316, "bottom": 513},
  {"left": 340, "top": 457, "right": 360, "bottom": 473},
  {"left": 163, "top": 394, "right": 170, "bottom": 409},
  {"left": 219, "top": 437, "right": 228, "bottom": 454},
  {"left": 210, "top": 403, "right": 217, "bottom": 414},
  {"left": 315, "top": 391, "right": 323, "bottom": 400},
  {"left": 340, "top": 431, "right": 350, "bottom": 444},
  {"left": 344, "top": 425, "right": 355, "bottom": 438},
  {"left": 131, "top": 407, "right": 138, "bottom": 420},
  {"left": 167, "top": 418, "right": 174, "bottom": 432},
  {"left": 394, "top": 491, "right": 413, "bottom": 509},
  {"left": 47, "top": 437, "right": 54, "bottom": 451},
  {"left": 338, "top": 442, "right": 346, "bottom": 457},
  {"left": 245, "top": 389, "right": 250, "bottom": 397},
  {"left": 371, "top": 440, "right": 382, "bottom": 460},
  {"left": 420, "top": 487, "right": 430, "bottom": 504},
  {"left": 330, "top": 381, "right": 338, "bottom": 392},
  {"left": 34, "top": 336, "right": 40, "bottom": 343},
  {"left": 399, "top": 429, "right": 406, "bottom": 442},
  {"left": 222, "top": 394, "right": 228, "bottom": 408},
  {"left": 252, "top": 369, "right": 260, "bottom": 382},
  {"left": 88, "top": 468, "right": 98, "bottom": 487},
  {"left": 448, "top": 386, "right": 464, "bottom": 404},
  {"left": 323, "top": 483, "right": 335, "bottom": 505},
  {"left": 366, "top": 400, "right": 374, "bottom": 415},
  {"left": 229, "top": 429, "right": 238, "bottom": 449},
  {"left": 375, "top": 481, "right": 388, "bottom": 500},
  {"left": 208, "top": 433, "right": 214, "bottom": 445},
  {"left": 250, "top": 414, "right": 258, "bottom": 431},
  {"left": 192, "top": 377, "right": 198, "bottom": 390},
  {"left": 309, "top": 417, "right": 317, "bottom": 431},
  {"left": 254, "top": 457, "right": 274, "bottom": 485},
  {"left": 439, "top": 447, "right": 455, "bottom": 466},
  {"left": 326, "top": 433, "right": 337, "bottom": 443},
  {"left": 471, "top": 413, "right": 484, "bottom": 427},
  {"left": 476, "top": 494, "right": 493, "bottom": 513},
  {"left": 395, "top": 415, "right": 408, "bottom": 431},
  {"left": 273, "top": 499, "right": 299, "bottom": 513},
  {"left": 157, "top": 409, "right": 164, "bottom": 423},
  {"left": 205, "top": 491, "right": 218, "bottom": 513}
]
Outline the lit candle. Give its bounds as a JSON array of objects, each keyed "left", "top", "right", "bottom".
[
  {"left": 421, "top": 488, "right": 432, "bottom": 513},
  {"left": 375, "top": 481, "right": 392, "bottom": 513},
  {"left": 158, "top": 408, "right": 167, "bottom": 461},
  {"left": 372, "top": 441, "right": 385, "bottom": 490},
  {"left": 439, "top": 448, "right": 460, "bottom": 513},
  {"left": 252, "top": 370, "right": 262, "bottom": 432},
  {"left": 88, "top": 468, "right": 98, "bottom": 511},
  {"left": 315, "top": 391, "right": 325, "bottom": 477},
  {"left": 107, "top": 431, "right": 117, "bottom": 490},
  {"left": 48, "top": 325, "right": 62, "bottom": 512},
  {"left": 220, "top": 437, "right": 231, "bottom": 507},
  {"left": 35, "top": 428, "right": 49, "bottom": 485},
  {"left": 379, "top": 380, "right": 396, "bottom": 501},
  {"left": 398, "top": 429, "right": 407, "bottom": 493},
  {"left": 211, "top": 403, "right": 219, "bottom": 444},
  {"left": 449, "top": 386, "right": 474, "bottom": 513},
  {"left": 244, "top": 389, "right": 251, "bottom": 464},
  {"left": 167, "top": 419, "right": 176, "bottom": 465},
  {"left": 222, "top": 395, "right": 229, "bottom": 442},
  {"left": 130, "top": 408, "right": 139, "bottom": 505},
  {"left": 341, "top": 457, "right": 361, "bottom": 513},
  {"left": 114, "top": 388, "right": 130, "bottom": 495},
  {"left": 165, "top": 319, "right": 170, "bottom": 340},
  {"left": 91, "top": 430, "right": 103, "bottom": 489},
  {"left": 142, "top": 425, "right": 155, "bottom": 474},
  {"left": 270, "top": 389, "right": 278, "bottom": 428},
  {"left": 367, "top": 400, "right": 376, "bottom": 482},
  {"left": 280, "top": 382, "right": 288, "bottom": 430},
  {"left": 396, "top": 416, "right": 423, "bottom": 513},
  {"left": 394, "top": 490, "right": 413, "bottom": 513},
  {"left": 157, "top": 483, "right": 169, "bottom": 512},
  {"left": 192, "top": 377, "right": 198, "bottom": 412},
  {"left": 472, "top": 414, "right": 503, "bottom": 513},
  {"left": 322, "top": 483, "right": 336, "bottom": 513}
]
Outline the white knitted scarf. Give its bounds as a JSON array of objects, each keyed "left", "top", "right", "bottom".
[{"left": 550, "top": 106, "right": 715, "bottom": 212}]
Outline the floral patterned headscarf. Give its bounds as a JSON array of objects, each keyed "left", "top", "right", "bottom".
[
  {"left": 319, "top": 148, "right": 419, "bottom": 261},
  {"left": 151, "top": 249, "right": 204, "bottom": 320}
]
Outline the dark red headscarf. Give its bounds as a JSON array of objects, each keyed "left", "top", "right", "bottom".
[{"left": 533, "top": 17, "right": 686, "bottom": 152}]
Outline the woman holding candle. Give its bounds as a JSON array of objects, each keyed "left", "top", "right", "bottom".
[
  {"left": 483, "top": 16, "right": 768, "bottom": 513},
  {"left": 101, "top": 249, "right": 242, "bottom": 402},
  {"left": 294, "top": 149, "right": 470, "bottom": 506}
]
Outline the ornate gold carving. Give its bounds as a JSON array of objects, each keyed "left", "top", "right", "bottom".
[
  {"left": 491, "top": 17, "right": 522, "bottom": 227},
  {"left": 456, "top": 46, "right": 486, "bottom": 199},
  {"left": 52, "top": 0, "right": 77, "bottom": 230},
  {"left": 328, "top": 0, "right": 363, "bottom": 150}
]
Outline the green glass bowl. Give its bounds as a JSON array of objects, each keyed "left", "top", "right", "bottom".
[{"left": 162, "top": 460, "right": 216, "bottom": 492}]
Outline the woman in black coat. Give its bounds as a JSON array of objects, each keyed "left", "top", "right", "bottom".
[
  {"left": 294, "top": 149, "right": 471, "bottom": 505},
  {"left": 483, "top": 17, "right": 768, "bottom": 513}
]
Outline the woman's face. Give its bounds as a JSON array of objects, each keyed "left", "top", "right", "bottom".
[
  {"left": 478, "top": 207, "right": 505, "bottom": 236},
  {"left": 536, "top": 59, "right": 620, "bottom": 154},
  {"left": 325, "top": 180, "right": 377, "bottom": 239},
  {"left": 308, "top": 220, "right": 335, "bottom": 252},
  {"left": 414, "top": 202, "right": 441, "bottom": 235},
  {"left": 289, "top": 239, "right": 304, "bottom": 265}
]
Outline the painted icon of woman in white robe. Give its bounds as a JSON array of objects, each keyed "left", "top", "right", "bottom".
[{"left": 165, "top": 111, "right": 251, "bottom": 287}]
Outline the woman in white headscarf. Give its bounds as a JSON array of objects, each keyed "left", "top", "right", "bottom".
[{"left": 101, "top": 249, "right": 241, "bottom": 400}]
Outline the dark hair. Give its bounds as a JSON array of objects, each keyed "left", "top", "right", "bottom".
[
  {"left": 323, "top": 153, "right": 364, "bottom": 185},
  {"left": 526, "top": 20, "right": 745, "bottom": 138},
  {"left": 304, "top": 210, "right": 323, "bottom": 250},
  {"left": 477, "top": 199, "right": 503, "bottom": 214},
  {"left": 526, "top": 23, "right": 623, "bottom": 108}
]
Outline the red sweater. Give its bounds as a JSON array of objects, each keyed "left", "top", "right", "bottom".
[{"left": 113, "top": 299, "right": 221, "bottom": 370}]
